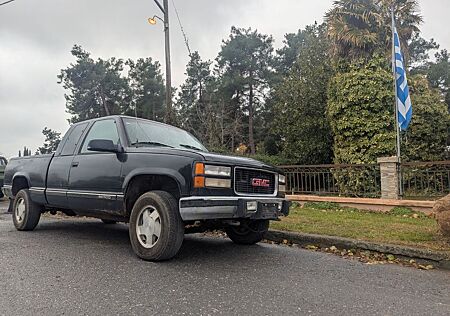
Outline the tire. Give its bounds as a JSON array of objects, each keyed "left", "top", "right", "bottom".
[
  {"left": 12, "top": 189, "right": 42, "bottom": 231},
  {"left": 129, "top": 191, "right": 184, "bottom": 261},
  {"left": 226, "top": 220, "right": 269, "bottom": 245},
  {"left": 0, "top": 190, "right": 4, "bottom": 199},
  {"left": 101, "top": 219, "right": 117, "bottom": 224}
]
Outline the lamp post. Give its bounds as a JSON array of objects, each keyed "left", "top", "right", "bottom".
[{"left": 149, "top": 0, "right": 173, "bottom": 124}]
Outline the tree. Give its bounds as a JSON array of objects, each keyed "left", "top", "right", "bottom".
[
  {"left": 275, "top": 26, "right": 312, "bottom": 75},
  {"left": 216, "top": 27, "right": 275, "bottom": 154},
  {"left": 426, "top": 50, "right": 450, "bottom": 111},
  {"left": 401, "top": 75, "right": 449, "bottom": 161},
  {"left": 325, "top": 0, "right": 422, "bottom": 63},
  {"left": 408, "top": 34, "right": 439, "bottom": 71},
  {"left": 58, "top": 45, "right": 131, "bottom": 123},
  {"left": 20, "top": 147, "right": 32, "bottom": 157},
  {"left": 177, "top": 52, "right": 225, "bottom": 148},
  {"left": 126, "top": 58, "right": 165, "bottom": 121},
  {"left": 273, "top": 24, "right": 333, "bottom": 164},
  {"left": 37, "top": 127, "right": 62, "bottom": 155},
  {"left": 327, "top": 57, "right": 396, "bottom": 164}
]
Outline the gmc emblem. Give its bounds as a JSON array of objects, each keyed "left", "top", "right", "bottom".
[{"left": 251, "top": 178, "right": 270, "bottom": 187}]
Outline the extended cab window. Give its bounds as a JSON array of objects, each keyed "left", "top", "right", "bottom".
[
  {"left": 61, "top": 123, "right": 88, "bottom": 156},
  {"left": 80, "top": 119, "right": 120, "bottom": 154}
]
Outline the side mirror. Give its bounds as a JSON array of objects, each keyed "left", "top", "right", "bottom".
[{"left": 87, "top": 139, "right": 119, "bottom": 153}]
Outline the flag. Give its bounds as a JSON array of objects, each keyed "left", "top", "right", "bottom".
[{"left": 393, "top": 24, "right": 412, "bottom": 131}]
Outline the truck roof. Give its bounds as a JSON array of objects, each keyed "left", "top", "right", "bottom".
[{"left": 71, "top": 115, "right": 174, "bottom": 129}]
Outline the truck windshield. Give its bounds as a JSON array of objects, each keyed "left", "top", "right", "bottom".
[{"left": 123, "top": 118, "right": 208, "bottom": 152}]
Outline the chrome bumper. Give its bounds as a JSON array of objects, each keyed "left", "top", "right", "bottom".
[{"left": 179, "top": 196, "right": 290, "bottom": 221}]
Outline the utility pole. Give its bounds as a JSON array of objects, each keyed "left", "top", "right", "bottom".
[
  {"left": 151, "top": 0, "right": 173, "bottom": 124},
  {"left": 163, "top": 0, "right": 173, "bottom": 124}
]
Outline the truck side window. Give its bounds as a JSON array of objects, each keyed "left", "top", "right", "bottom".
[
  {"left": 80, "top": 119, "right": 120, "bottom": 154},
  {"left": 61, "top": 123, "right": 88, "bottom": 156}
]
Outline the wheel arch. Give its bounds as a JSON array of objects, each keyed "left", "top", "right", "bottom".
[
  {"left": 11, "top": 174, "right": 30, "bottom": 196},
  {"left": 123, "top": 169, "right": 186, "bottom": 216}
]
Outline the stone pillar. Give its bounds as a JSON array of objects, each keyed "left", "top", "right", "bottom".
[{"left": 377, "top": 156, "right": 400, "bottom": 200}]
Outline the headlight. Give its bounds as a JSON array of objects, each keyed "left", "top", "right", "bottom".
[
  {"left": 204, "top": 164, "right": 231, "bottom": 177},
  {"left": 278, "top": 174, "right": 286, "bottom": 184},
  {"left": 193, "top": 163, "right": 232, "bottom": 189},
  {"left": 205, "top": 178, "right": 232, "bottom": 188}
]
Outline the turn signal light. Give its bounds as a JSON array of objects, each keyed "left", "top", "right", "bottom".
[
  {"left": 194, "top": 176, "right": 205, "bottom": 188},
  {"left": 195, "top": 163, "right": 204, "bottom": 175}
]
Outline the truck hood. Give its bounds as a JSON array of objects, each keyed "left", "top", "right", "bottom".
[{"left": 199, "top": 152, "right": 278, "bottom": 171}]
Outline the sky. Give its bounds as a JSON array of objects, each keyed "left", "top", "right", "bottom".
[{"left": 0, "top": 0, "right": 448, "bottom": 159}]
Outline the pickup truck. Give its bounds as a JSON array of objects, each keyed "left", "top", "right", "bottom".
[
  {"left": 2, "top": 116, "right": 289, "bottom": 261},
  {"left": 0, "top": 156, "right": 7, "bottom": 198}
]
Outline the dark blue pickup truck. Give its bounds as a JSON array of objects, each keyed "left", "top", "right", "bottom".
[{"left": 2, "top": 116, "right": 289, "bottom": 261}]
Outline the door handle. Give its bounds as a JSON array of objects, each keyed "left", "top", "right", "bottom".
[{"left": 71, "top": 162, "right": 79, "bottom": 167}]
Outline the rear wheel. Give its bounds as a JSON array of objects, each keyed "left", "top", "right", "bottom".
[
  {"left": 129, "top": 191, "right": 184, "bottom": 261},
  {"left": 12, "top": 189, "right": 41, "bottom": 231},
  {"left": 226, "top": 220, "right": 269, "bottom": 245}
]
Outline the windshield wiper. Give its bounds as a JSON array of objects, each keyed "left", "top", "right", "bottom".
[
  {"left": 179, "top": 144, "right": 204, "bottom": 151},
  {"left": 131, "top": 141, "right": 174, "bottom": 148}
]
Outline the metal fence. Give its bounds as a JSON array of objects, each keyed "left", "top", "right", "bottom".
[
  {"left": 279, "top": 164, "right": 381, "bottom": 198},
  {"left": 280, "top": 161, "right": 450, "bottom": 200},
  {"left": 401, "top": 161, "right": 450, "bottom": 199}
]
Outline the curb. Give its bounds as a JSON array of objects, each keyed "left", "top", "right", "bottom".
[{"left": 266, "top": 230, "right": 450, "bottom": 270}]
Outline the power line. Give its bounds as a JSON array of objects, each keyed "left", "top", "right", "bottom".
[
  {"left": 171, "top": 0, "right": 191, "bottom": 56},
  {"left": 0, "top": 0, "right": 15, "bottom": 6}
]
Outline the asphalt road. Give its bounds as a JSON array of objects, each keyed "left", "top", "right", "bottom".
[{"left": 0, "top": 199, "right": 449, "bottom": 316}]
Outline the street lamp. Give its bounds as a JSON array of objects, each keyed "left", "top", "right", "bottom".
[
  {"left": 149, "top": 0, "right": 173, "bottom": 125},
  {"left": 148, "top": 15, "right": 163, "bottom": 25}
]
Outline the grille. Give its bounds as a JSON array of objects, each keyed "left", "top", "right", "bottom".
[{"left": 234, "top": 168, "right": 276, "bottom": 195}]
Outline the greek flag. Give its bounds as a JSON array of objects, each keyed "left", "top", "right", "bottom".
[{"left": 393, "top": 26, "right": 412, "bottom": 131}]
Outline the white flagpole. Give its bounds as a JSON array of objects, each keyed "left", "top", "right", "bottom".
[{"left": 391, "top": 6, "right": 403, "bottom": 197}]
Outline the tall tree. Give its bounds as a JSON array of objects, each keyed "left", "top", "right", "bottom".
[
  {"left": 408, "top": 34, "right": 439, "bottom": 70},
  {"left": 325, "top": 0, "right": 422, "bottom": 63},
  {"left": 126, "top": 58, "right": 165, "bottom": 121},
  {"left": 37, "top": 127, "right": 62, "bottom": 155},
  {"left": 273, "top": 24, "right": 333, "bottom": 164},
  {"left": 275, "top": 27, "right": 312, "bottom": 75},
  {"left": 216, "top": 27, "right": 275, "bottom": 154},
  {"left": 426, "top": 50, "right": 450, "bottom": 111},
  {"left": 177, "top": 52, "right": 219, "bottom": 146},
  {"left": 58, "top": 45, "right": 131, "bottom": 123}
]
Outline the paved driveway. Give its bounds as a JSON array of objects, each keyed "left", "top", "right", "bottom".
[{"left": 0, "top": 199, "right": 449, "bottom": 315}]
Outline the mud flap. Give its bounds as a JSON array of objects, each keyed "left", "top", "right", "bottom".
[{"left": 7, "top": 198, "right": 13, "bottom": 213}]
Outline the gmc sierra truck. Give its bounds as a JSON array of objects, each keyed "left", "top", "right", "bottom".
[{"left": 2, "top": 116, "right": 289, "bottom": 261}]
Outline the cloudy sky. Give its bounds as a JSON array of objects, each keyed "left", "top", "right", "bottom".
[{"left": 0, "top": 0, "right": 448, "bottom": 158}]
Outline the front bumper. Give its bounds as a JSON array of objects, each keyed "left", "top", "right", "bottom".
[{"left": 179, "top": 196, "right": 290, "bottom": 221}]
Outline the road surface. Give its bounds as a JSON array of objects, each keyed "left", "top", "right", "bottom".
[{"left": 0, "top": 199, "right": 449, "bottom": 315}]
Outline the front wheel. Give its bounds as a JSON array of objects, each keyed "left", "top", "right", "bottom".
[
  {"left": 129, "top": 191, "right": 184, "bottom": 261},
  {"left": 226, "top": 220, "right": 269, "bottom": 245},
  {"left": 12, "top": 189, "right": 42, "bottom": 231}
]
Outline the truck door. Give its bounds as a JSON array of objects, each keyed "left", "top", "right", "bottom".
[
  {"left": 67, "top": 118, "right": 124, "bottom": 212},
  {"left": 46, "top": 123, "right": 89, "bottom": 208}
]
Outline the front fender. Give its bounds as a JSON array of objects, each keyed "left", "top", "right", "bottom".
[{"left": 122, "top": 168, "right": 187, "bottom": 196}]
